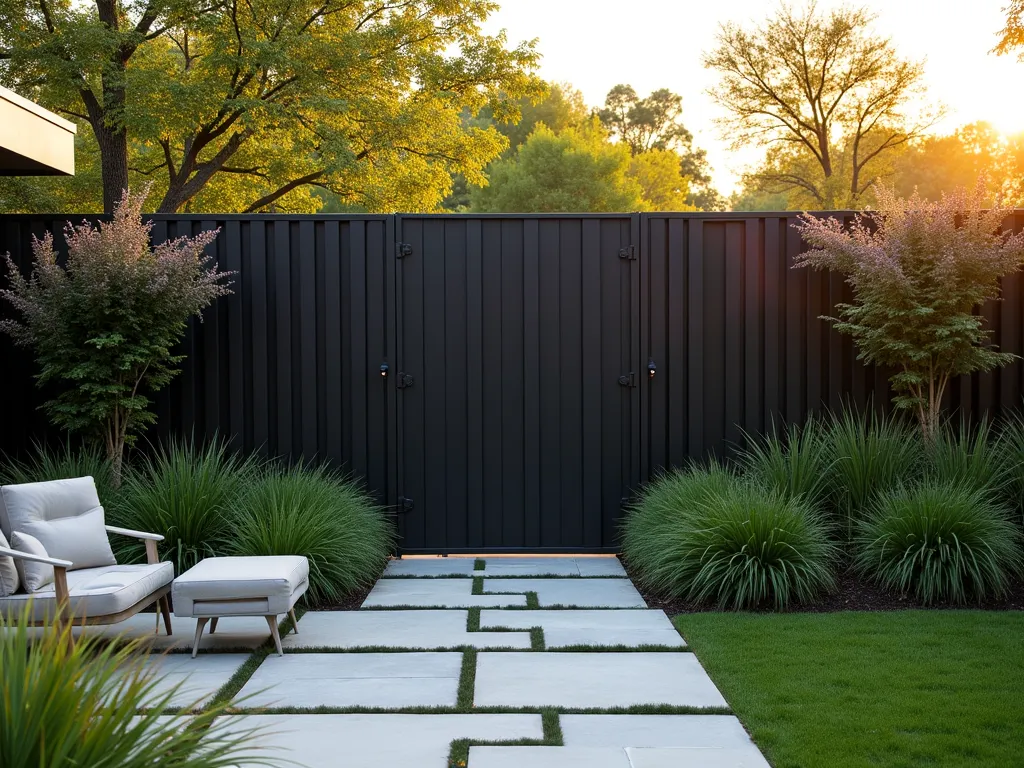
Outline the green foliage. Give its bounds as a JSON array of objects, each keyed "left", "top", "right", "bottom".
[
  {"left": 821, "top": 407, "right": 923, "bottom": 536},
  {"left": 855, "top": 482, "right": 1023, "bottom": 605},
  {"left": 0, "top": 189, "right": 231, "bottom": 479},
  {"left": 796, "top": 184, "right": 1024, "bottom": 438},
  {"left": 0, "top": 440, "right": 118, "bottom": 503},
  {"left": 597, "top": 84, "right": 719, "bottom": 210},
  {"left": 232, "top": 462, "right": 394, "bottom": 605},
  {"left": 738, "top": 418, "right": 831, "bottom": 509},
  {"left": 0, "top": 0, "right": 542, "bottom": 214},
  {"left": 0, "top": 608, "right": 274, "bottom": 768},
  {"left": 622, "top": 467, "right": 835, "bottom": 610},
  {"left": 110, "top": 437, "right": 260, "bottom": 574},
  {"left": 471, "top": 120, "right": 644, "bottom": 213},
  {"left": 995, "top": 412, "right": 1024, "bottom": 520},
  {"left": 628, "top": 150, "right": 697, "bottom": 212},
  {"left": 926, "top": 419, "right": 1005, "bottom": 495}
]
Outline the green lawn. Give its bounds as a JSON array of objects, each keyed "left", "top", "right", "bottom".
[{"left": 674, "top": 611, "right": 1024, "bottom": 768}]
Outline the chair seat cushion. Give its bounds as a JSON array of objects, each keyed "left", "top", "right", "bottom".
[
  {"left": 0, "top": 562, "right": 173, "bottom": 622},
  {"left": 172, "top": 556, "right": 309, "bottom": 617}
]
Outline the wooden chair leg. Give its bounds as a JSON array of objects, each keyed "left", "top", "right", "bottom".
[
  {"left": 191, "top": 617, "right": 210, "bottom": 659},
  {"left": 209, "top": 617, "right": 219, "bottom": 634},
  {"left": 289, "top": 608, "right": 299, "bottom": 633},
  {"left": 159, "top": 596, "right": 173, "bottom": 635},
  {"left": 265, "top": 615, "right": 283, "bottom": 656}
]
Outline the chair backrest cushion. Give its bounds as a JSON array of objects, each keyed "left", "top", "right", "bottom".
[
  {"left": 0, "top": 529, "right": 19, "bottom": 597},
  {"left": 0, "top": 477, "right": 116, "bottom": 571},
  {"left": 10, "top": 531, "right": 54, "bottom": 592}
]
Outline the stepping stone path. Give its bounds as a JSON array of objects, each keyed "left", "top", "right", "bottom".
[{"left": 101, "top": 556, "right": 769, "bottom": 766}]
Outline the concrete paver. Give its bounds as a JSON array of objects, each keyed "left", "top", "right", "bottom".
[
  {"left": 236, "top": 652, "right": 463, "bottom": 709},
  {"left": 285, "top": 609, "right": 530, "bottom": 649},
  {"left": 479, "top": 609, "right": 684, "bottom": 648},
  {"left": 474, "top": 652, "right": 728, "bottom": 709},
  {"left": 362, "top": 578, "right": 527, "bottom": 608}
]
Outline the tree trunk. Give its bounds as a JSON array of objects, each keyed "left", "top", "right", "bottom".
[{"left": 97, "top": 121, "right": 130, "bottom": 214}]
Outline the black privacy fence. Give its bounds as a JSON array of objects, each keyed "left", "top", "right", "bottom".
[{"left": 2, "top": 210, "right": 1022, "bottom": 553}]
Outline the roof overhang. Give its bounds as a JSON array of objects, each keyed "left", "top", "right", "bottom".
[{"left": 0, "top": 85, "right": 76, "bottom": 176}]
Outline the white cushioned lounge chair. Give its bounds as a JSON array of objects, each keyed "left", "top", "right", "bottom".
[{"left": 0, "top": 476, "right": 173, "bottom": 635}]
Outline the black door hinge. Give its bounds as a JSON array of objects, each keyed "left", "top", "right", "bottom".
[
  {"left": 618, "top": 372, "right": 636, "bottom": 387},
  {"left": 397, "top": 242, "right": 413, "bottom": 258},
  {"left": 398, "top": 496, "right": 414, "bottom": 513},
  {"left": 618, "top": 244, "right": 636, "bottom": 260},
  {"left": 396, "top": 372, "right": 415, "bottom": 389}
]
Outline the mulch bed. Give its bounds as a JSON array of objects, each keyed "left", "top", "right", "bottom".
[{"left": 633, "top": 565, "right": 1024, "bottom": 618}]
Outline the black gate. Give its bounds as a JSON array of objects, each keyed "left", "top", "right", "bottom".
[{"left": 392, "top": 215, "right": 639, "bottom": 553}]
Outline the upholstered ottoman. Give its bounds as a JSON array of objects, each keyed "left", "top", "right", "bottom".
[{"left": 172, "top": 556, "right": 308, "bottom": 657}]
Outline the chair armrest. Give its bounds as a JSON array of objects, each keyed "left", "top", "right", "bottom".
[
  {"left": 105, "top": 525, "right": 165, "bottom": 542},
  {"left": 0, "top": 545, "right": 73, "bottom": 569}
]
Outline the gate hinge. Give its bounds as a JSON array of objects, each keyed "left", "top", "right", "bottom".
[
  {"left": 618, "top": 244, "right": 636, "bottom": 260},
  {"left": 398, "top": 496, "right": 414, "bottom": 513},
  {"left": 618, "top": 372, "right": 636, "bottom": 387},
  {"left": 396, "top": 372, "right": 415, "bottom": 389},
  {"left": 397, "top": 242, "right": 413, "bottom": 258}
]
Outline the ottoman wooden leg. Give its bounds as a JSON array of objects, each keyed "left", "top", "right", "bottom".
[
  {"left": 210, "top": 617, "right": 219, "bottom": 634},
  {"left": 289, "top": 608, "right": 299, "bottom": 633},
  {"left": 191, "top": 617, "right": 210, "bottom": 659},
  {"left": 265, "top": 615, "right": 283, "bottom": 656}
]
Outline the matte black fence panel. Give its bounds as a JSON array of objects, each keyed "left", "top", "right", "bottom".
[{"left": 2, "top": 210, "right": 1023, "bottom": 553}]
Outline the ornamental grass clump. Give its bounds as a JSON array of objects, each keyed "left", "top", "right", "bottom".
[
  {"left": 926, "top": 419, "right": 1005, "bottom": 496},
  {"left": 622, "top": 467, "right": 835, "bottom": 610},
  {"left": 738, "top": 417, "right": 831, "bottom": 509},
  {"left": 232, "top": 462, "right": 395, "bottom": 605},
  {"left": 0, "top": 607, "right": 275, "bottom": 768},
  {"left": 0, "top": 440, "right": 118, "bottom": 503},
  {"left": 0, "top": 186, "right": 232, "bottom": 484},
  {"left": 855, "top": 482, "right": 1023, "bottom": 605},
  {"left": 994, "top": 413, "right": 1024, "bottom": 521},
  {"left": 111, "top": 436, "right": 260, "bottom": 574},
  {"left": 822, "top": 406, "right": 923, "bottom": 537},
  {"left": 795, "top": 181, "right": 1024, "bottom": 440}
]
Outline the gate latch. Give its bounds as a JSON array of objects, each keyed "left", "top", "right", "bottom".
[
  {"left": 618, "top": 244, "right": 636, "bottom": 260},
  {"left": 397, "top": 242, "right": 413, "bottom": 258},
  {"left": 398, "top": 496, "right": 414, "bottom": 513},
  {"left": 396, "top": 372, "right": 415, "bottom": 389},
  {"left": 618, "top": 372, "right": 636, "bottom": 387}
]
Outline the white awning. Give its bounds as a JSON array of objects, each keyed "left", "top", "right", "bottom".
[{"left": 0, "top": 85, "right": 76, "bottom": 176}]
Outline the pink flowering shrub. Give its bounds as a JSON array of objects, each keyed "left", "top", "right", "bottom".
[
  {"left": 795, "top": 181, "right": 1024, "bottom": 438},
  {"left": 1, "top": 187, "right": 231, "bottom": 481}
]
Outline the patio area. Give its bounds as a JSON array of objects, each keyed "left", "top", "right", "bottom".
[{"left": 80, "top": 556, "right": 770, "bottom": 767}]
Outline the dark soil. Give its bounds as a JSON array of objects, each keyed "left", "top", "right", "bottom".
[
  {"left": 315, "top": 580, "right": 375, "bottom": 611},
  {"left": 632, "top": 563, "right": 1024, "bottom": 618}
]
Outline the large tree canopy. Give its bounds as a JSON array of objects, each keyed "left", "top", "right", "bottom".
[
  {"left": 597, "top": 84, "right": 720, "bottom": 209},
  {"left": 704, "top": 2, "right": 936, "bottom": 208},
  {"left": 894, "top": 122, "right": 1024, "bottom": 206},
  {"left": 470, "top": 119, "right": 644, "bottom": 213},
  {"left": 0, "top": 0, "right": 542, "bottom": 213}
]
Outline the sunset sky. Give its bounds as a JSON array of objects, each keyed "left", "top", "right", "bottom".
[{"left": 483, "top": 0, "right": 1022, "bottom": 194}]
